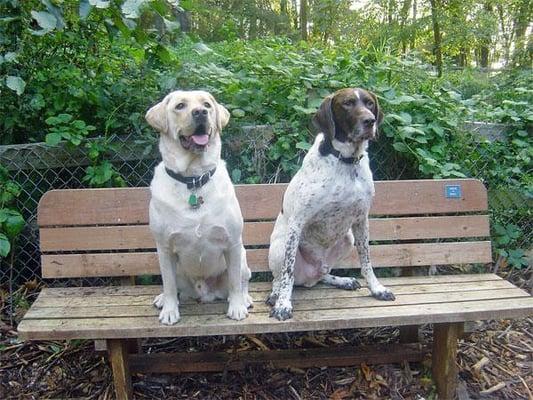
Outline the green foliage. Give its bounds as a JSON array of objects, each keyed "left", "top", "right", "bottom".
[
  {"left": 45, "top": 114, "right": 96, "bottom": 147},
  {"left": 0, "top": 165, "right": 25, "bottom": 258},
  {"left": 493, "top": 223, "right": 529, "bottom": 269}
]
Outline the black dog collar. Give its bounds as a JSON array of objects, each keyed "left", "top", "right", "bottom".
[
  {"left": 319, "top": 138, "right": 364, "bottom": 165},
  {"left": 165, "top": 167, "right": 217, "bottom": 190}
]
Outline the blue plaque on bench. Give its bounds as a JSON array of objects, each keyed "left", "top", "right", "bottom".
[{"left": 445, "top": 184, "right": 462, "bottom": 199}]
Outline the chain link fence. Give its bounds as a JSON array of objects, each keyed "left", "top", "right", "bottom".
[{"left": 1, "top": 124, "right": 531, "bottom": 295}]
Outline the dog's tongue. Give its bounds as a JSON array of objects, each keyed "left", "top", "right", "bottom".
[{"left": 191, "top": 134, "right": 209, "bottom": 146}]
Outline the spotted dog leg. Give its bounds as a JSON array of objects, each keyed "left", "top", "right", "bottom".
[
  {"left": 352, "top": 218, "right": 395, "bottom": 301},
  {"left": 321, "top": 274, "right": 361, "bottom": 290},
  {"left": 270, "top": 219, "right": 302, "bottom": 320},
  {"left": 266, "top": 278, "right": 280, "bottom": 306}
]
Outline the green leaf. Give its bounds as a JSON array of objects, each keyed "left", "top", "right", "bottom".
[
  {"left": 0, "top": 233, "right": 10, "bottom": 258},
  {"left": 231, "top": 169, "right": 241, "bottom": 183},
  {"left": 232, "top": 109, "right": 245, "bottom": 118},
  {"left": 155, "top": 45, "right": 172, "bottom": 63},
  {"left": 295, "top": 141, "right": 312, "bottom": 150},
  {"left": 392, "top": 142, "right": 409, "bottom": 152},
  {"left": 4, "top": 211, "right": 24, "bottom": 238},
  {"left": 5, "top": 76, "right": 26, "bottom": 95},
  {"left": 45, "top": 132, "right": 62, "bottom": 146},
  {"left": 293, "top": 105, "right": 317, "bottom": 114}
]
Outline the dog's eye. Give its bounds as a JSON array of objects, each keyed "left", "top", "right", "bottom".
[
  {"left": 343, "top": 99, "right": 355, "bottom": 106},
  {"left": 204, "top": 102, "right": 211, "bottom": 108},
  {"left": 366, "top": 100, "right": 374, "bottom": 108},
  {"left": 175, "top": 103, "right": 185, "bottom": 110}
]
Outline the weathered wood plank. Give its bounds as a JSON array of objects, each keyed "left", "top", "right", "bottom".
[
  {"left": 24, "top": 288, "right": 529, "bottom": 319},
  {"left": 17, "top": 297, "right": 533, "bottom": 340},
  {"left": 107, "top": 339, "right": 133, "bottom": 400},
  {"left": 37, "top": 179, "right": 488, "bottom": 227},
  {"left": 129, "top": 343, "right": 429, "bottom": 373},
  {"left": 432, "top": 322, "right": 463, "bottom": 399},
  {"left": 33, "top": 274, "right": 505, "bottom": 299},
  {"left": 31, "top": 280, "right": 519, "bottom": 309},
  {"left": 40, "top": 215, "right": 490, "bottom": 252},
  {"left": 41, "top": 241, "right": 492, "bottom": 278}
]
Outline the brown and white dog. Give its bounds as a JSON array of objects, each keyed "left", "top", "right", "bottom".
[
  {"left": 146, "top": 90, "right": 252, "bottom": 325},
  {"left": 267, "top": 88, "right": 395, "bottom": 321}
]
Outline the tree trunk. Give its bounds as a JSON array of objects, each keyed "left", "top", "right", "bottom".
[
  {"left": 497, "top": 5, "right": 512, "bottom": 65},
  {"left": 478, "top": 2, "right": 492, "bottom": 68},
  {"left": 400, "top": 0, "right": 412, "bottom": 53},
  {"left": 300, "top": 0, "right": 308, "bottom": 40},
  {"left": 510, "top": 0, "right": 530, "bottom": 66},
  {"left": 410, "top": 0, "right": 417, "bottom": 50},
  {"left": 429, "top": 0, "right": 443, "bottom": 77}
]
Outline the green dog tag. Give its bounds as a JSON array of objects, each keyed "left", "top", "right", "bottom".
[{"left": 188, "top": 193, "right": 198, "bottom": 207}]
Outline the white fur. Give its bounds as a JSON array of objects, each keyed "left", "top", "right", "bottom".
[{"left": 146, "top": 90, "right": 252, "bottom": 325}]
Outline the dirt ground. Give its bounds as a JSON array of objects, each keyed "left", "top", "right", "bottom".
[{"left": 1, "top": 274, "right": 532, "bottom": 400}]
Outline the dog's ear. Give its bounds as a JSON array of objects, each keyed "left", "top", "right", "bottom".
[
  {"left": 145, "top": 95, "right": 170, "bottom": 134},
  {"left": 216, "top": 102, "right": 230, "bottom": 132},
  {"left": 368, "top": 91, "right": 383, "bottom": 126},
  {"left": 312, "top": 95, "right": 335, "bottom": 139}
]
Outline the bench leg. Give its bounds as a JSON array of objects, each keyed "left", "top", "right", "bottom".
[
  {"left": 107, "top": 339, "right": 133, "bottom": 400},
  {"left": 432, "top": 322, "right": 463, "bottom": 400}
]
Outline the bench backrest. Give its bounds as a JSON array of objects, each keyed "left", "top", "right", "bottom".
[{"left": 38, "top": 179, "right": 492, "bottom": 280}]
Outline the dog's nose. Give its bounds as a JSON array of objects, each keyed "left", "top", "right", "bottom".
[
  {"left": 192, "top": 107, "right": 208, "bottom": 119},
  {"left": 363, "top": 117, "right": 376, "bottom": 127}
]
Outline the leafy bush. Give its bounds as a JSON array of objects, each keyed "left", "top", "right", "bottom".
[{"left": 0, "top": 165, "right": 25, "bottom": 258}]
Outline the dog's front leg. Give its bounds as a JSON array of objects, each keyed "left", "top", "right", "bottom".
[
  {"left": 224, "top": 243, "right": 249, "bottom": 320},
  {"left": 271, "top": 219, "right": 302, "bottom": 320},
  {"left": 352, "top": 218, "right": 395, "bottom": 301},
  {"left": 153, "top": 243, "right": 181, "bottom": 325}
]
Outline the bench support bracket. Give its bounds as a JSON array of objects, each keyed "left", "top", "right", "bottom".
[
  {"left": 432, "top": 322, "right": 463, "bottom": 399},
  {"left": 107, "top": 339, "right": 133, "bottom": 400}
]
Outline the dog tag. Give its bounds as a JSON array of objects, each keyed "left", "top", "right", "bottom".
[
  {"left": 189, "top": 193, "right": 199, "bottom": 208},
  {"left": 188, "top": 194, "right": 204, "bottom": 209}
]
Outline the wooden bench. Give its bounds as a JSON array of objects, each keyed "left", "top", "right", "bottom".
[{"left": 18, "top": 178, "right": 533, "bottom": 399}]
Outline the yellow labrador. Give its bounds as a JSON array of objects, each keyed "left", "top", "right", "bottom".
[{"left": 145, "top": 90, "right": 252, "bottom": 325}]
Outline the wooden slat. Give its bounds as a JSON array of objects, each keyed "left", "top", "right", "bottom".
[
  {"left": 129, "top": 343, "right": 429, "bottom": 373},
  {"left": 39, "top": 215, "right": 490, "bottom": 252},
  {"left": 37, "top": 179, "right": 487, "bottom": 227},
  {"left": 41, "top": 241, "right": 492, "bottom": 278},
  {"left": 33, "top": 274, "right": 505, "bottom": 299},
  {"left": 32, "top": 276, "right": 513, "bottom": 304},
  {"left": 31, "top": 280, "right": 517, "bottom": 310},
  {"left": 17, "top": 297, "right": 533, "bottom": 340},
  {"left": 24, "top": 288, "right": 528, "bottom": 319}
]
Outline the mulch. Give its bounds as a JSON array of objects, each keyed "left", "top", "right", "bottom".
[{"left": 1, "top": 270, "right": 532, "bottom": 400}]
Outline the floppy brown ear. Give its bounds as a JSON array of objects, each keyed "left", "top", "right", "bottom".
[
  {"left": 216, "top": 103, "right": 230, "bottom": 132},
  {"left": 312, "top": 95, "right": 335, "bottom": 139},
  {"left": 369, "top": 91, "right": 383, "bottom": 126},
  {"left": 145, "top": 96, "right": 169, "bottom": 134}
]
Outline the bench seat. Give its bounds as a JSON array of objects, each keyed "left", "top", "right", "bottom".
[{"left": 18, "top": 274, "right": 532, "bottom": 341}]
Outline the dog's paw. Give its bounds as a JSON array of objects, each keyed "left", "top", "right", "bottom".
[
  {"left": 158, "top": 302, "right": 180, "bottom": 325},
  {"left": 372, "top": 288, "right": 395, "bottom": 301},
  {"left": 339, "top": 277, "right": 361, "bottom": 290},
  {"left": 244, "top": 294, "right": 254, "bottom": 309},
  {"left": 153, "top": 293, "right": 165, "bottom": 309},
  {"left": 270, "top": 299, "right": 293, "bottom": 321},
  {"left": 227, "top": 299, "right": 249, "bottom": 321},
  {"left": 265, "top": 292, "right": 278, "bottom": 306}
]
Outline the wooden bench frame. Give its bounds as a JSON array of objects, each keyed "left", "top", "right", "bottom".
[{"left": 18, "top": 179, "right": 533, "bottom": 400}]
